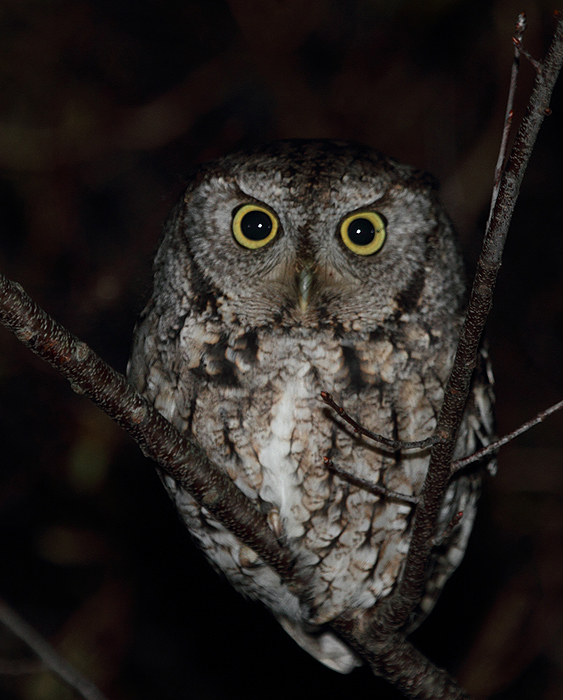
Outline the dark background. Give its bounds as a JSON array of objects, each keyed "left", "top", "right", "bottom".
[{"left": 1, "top": 1, "right": 563, "bottom": 698}]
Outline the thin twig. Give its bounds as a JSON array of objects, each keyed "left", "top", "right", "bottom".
[
  {"left": 324, "top": 457, "right": 419, "bottom": 505},
  {"left": 0, "top": 599, "right": 109, "bottom": 700},
  {"left": 513, "top": 14, "right": 542, "bottom": 73},
  {"left": 452, "top": 397, "right": 563, "bottom": 472},
  {"left": 320, "top": 392, "right": 438, "bottom": 451},
  {"left": 325, "top": 387, "right": 563, "bottom": 476},
  {"left": 489, "top": 12, "right": 526, "bottom": 218},
  {"left": 432, "top": 511, "right": 464, "bottom": 547}
]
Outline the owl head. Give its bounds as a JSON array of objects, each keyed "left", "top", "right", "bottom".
[{"left": 154, "top": 140, "right": 465, "bottom": 335}]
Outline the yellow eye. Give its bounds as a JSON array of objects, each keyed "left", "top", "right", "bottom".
[
  {"left": 340, "top": 210, "right": 386, "bottom": 256},
  {"left": 232, "top": 204, "right": 279, "bottom": 249}
]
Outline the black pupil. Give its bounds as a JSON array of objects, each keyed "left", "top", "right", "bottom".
[
  {"left": 241, "top": 209, "right": 273, "bottom": 241},
  {"left": 347, "top": 217, "right": 375, "bottom": 246}
]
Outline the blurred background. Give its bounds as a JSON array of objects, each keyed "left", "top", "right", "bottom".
[{"left": 0, "top": 0, "right": 563, "bottom": 698}]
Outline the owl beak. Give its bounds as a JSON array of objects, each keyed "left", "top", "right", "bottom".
[{"left": 297, "top": 265, "right": 314, "bottom": 312}]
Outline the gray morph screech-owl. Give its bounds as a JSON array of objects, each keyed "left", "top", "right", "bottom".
[{"left": 128, "top": 139, "right": 494, "bottom": 673}]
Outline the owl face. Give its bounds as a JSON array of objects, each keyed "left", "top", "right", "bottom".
[{"left": 162, "top": 140, "right": 462, "bottom": 333}]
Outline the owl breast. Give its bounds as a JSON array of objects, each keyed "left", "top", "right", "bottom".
[{"left": 144, "top": 315, "right": 474, "bottom": 628}]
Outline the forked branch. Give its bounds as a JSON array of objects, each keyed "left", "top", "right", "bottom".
[{"left": 371, "top": 10, "right": 563, "bottom": 637}]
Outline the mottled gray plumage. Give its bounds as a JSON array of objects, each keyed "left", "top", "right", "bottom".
[{"left": 128, "top": 139, "right": 494, "bottom": 673}]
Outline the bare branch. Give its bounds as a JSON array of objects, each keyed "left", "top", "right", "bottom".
[
  {"left": 0, "top": 270, "right": 465, "bottom": 698},
  {"left": 432, "top": 511, "right": 464, "bottom": 548},
  {"left": 320, "top": 392, "right": 438, "bottom": 451},
  {"left": 324, "top": 457, "right": 420, "bottom": 505},
  {"left": 373, "top": 12, "right": 563, "bottom": 634},
  {"left": 452, "top": 398, "right": 563, "bottom": 472},
  {"left": 327, "top": 621, "right": 472, "bottom": 700},
  {"left": 512, "top": 12, "right": 541, "bottom": 73},
  {"left": 323, "top": 386, "right": 563, "bottom": 477},
  {"left": 488, "top": 12, "right": 526, "bottom": 217},
  {"left": 0, "top": 274, "right": 294, "bottom": 582},
  {"left": 0, "top": 262, "right": 464, "bottom": 700},
  {"left": 0, "top": 598, "right": 108, "bottom": 700}
]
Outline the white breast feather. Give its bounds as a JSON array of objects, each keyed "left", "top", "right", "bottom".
[{"left": 257, "top": 369, "right": 311, "bottom": 540}]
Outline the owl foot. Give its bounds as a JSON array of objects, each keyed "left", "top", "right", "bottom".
[{"left": 267, "top": 506, "right": 284, "bottom": 538}]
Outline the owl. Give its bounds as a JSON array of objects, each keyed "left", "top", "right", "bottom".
[{"left": 127, "top": 139, "right": 494, "bottom": 673}]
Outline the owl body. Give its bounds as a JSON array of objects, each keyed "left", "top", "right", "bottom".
[{"left": 128, "top": 140, "right": 494, "bottom": 673}]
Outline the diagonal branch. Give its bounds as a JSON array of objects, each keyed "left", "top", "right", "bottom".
[
  {"left": 0, "top": 598, "right": 108, "bottom": 700},
  {"left": 452, "top": 397, "right": 563, "bottom": 472},
  {"left": 373, "top": 12, "right": 563, "bottom": 634},
  {"left": 0, "top": 272, "right": 465, "bottom": 698},
  {"left": 0, "top": 275, "right": 294, "bottom": 582}
]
